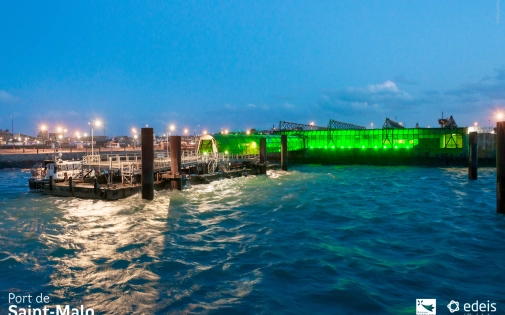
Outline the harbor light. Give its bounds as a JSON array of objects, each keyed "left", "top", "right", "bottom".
[
  {"left": 90, "top": 120, "right": 102, "bottom": 155},
  {"left": 498, "top": 113, "right": 504, "bottom": 121}
]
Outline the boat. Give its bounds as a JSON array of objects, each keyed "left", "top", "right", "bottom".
[
  {"left": 28, "top": 158, "right": 82, "bottom": 190},
  {"left": 106, "top": 141, "right": 121, "bottom": 149}
]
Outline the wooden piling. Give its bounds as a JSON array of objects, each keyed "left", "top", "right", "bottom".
[
  {"left": 170, "top": 136, "right": 182, "bottom": 190},
  {"left": 468, "top": 131, "right": 478, "bottom": 180},
  {"left": 93, "top": 177, "right": 98, "bottom": 195},
  {"left": 260, "top": 138, "right": 267, "bottom": 175},
  {"left": 68, "top": 177, "right": 73, "bottom": 196},
  {"left": 37, "top": 148, "right": 38, "bottom": 154},
  {"left": 281, "top": 135, "right": 287, "bottom": 171},
  {"left": 49, "top": 176, "right": 53, "bottom": 191},
  {"left": 141, "top": 128, "right": 154, "bottom": 200},
  {"left": 497, "top": 122, "right": 505, "bottom": 213}
]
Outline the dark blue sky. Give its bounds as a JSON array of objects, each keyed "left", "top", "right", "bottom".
[{"left": 1, "top": 1, "right": 504, "bottom": 137}]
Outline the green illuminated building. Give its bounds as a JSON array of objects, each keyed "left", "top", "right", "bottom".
[{"left": 277, "top": 127, "right": 466, "bottom": 151}]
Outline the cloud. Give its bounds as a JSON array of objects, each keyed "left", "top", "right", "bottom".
[
  {"left": 444, "top": 67, "right": 505, "bottom": 108},
  {"left": 0, "top": 90, "right": 19, "bottom": 104},
  {"left": 319, "top": 80, "right": 414, "bottom": 116},
  {"left": 394, "top": 75, "right": 419, "bottom": 85}
]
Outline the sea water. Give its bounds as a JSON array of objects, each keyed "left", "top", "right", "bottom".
[{"left": 0, "top": 165, "right": 504, "bottom": 314}]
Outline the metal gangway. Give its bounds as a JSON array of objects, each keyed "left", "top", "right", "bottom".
[{"left": 80, "top": 151, "right": 260, "bottom": 184}]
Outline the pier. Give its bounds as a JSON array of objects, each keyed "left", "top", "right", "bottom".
[{"left": 7, "top": 117, "right": 500, "bottom": 200}]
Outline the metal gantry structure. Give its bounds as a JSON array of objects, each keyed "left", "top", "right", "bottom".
[
  {"left": 278, "top": 121, "right": 327, "bottom": 131},
  {"left": 382, "top": 118, "right": 405, "bottom": 147},
  {"left": 327, "top": 119, "right": 366, "bottom": 130}
]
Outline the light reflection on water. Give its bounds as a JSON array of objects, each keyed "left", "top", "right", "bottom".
[{"left": 1, "top": 166, "right": 505, "bottom": 314}]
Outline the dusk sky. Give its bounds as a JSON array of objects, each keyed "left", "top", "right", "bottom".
[{"left": 1, "top": 1, "right": 504, "bottom": 137}]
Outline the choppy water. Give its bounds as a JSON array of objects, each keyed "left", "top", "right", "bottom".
[{"left": 0, "top": 165, "right": 504, "bottom": 314}]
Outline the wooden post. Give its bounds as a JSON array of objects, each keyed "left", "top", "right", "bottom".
[
  {"left": 37, "top": 148, "right": 38, "bottom": 154},
  {"left": 49, "top": 176, "right": 53, "bottom": 191},
  {"left": 68, "top": 177, "right": 73, "bottom": 196},
  {"left": 468, "top": 131, "right": 477, "bottom": 180},
  {"left": 497, "top": 122, "right": 505, "bottom": 213},
  {"left": 281, "top": 134, "right": 287, "bottom": 171},
  {"left": 170, "top": 136, "right": 182, "bottom": 190},
  {"left": 93, "top": 177, "right": 98, "bottom": 195},
  {"left": 260, "top": 138, "right": 267, "bottom": 175},
  {"left": 141, "top": 128, "right": 154, "bottom": 200}
]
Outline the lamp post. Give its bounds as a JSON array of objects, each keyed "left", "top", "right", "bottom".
[
  {"left": 40, "top": 125, "right": 47, "bottom": 142},
  {"left": 91, "top": 120, "right": 101, "bottom": 155},
  {"left": 131, "top": 128, "right": 137, "bottom": 148}
]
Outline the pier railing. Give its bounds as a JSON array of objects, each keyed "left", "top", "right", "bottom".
[{"left": 81, "top": 151, "right": 260, "bottom": 176}]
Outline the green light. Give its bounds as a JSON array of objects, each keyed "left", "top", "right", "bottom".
[
  {"left": 310, "top": 146, "right": 313, "bottom": 149},
  {"left": 361, "top": 146, "right": 365, "bottom": 149},
  {"left": 332, "top": 146, "right": 335, "bottom": 148},
  {"left": 348, "top": 146, "right": 351, "bottom": 148},
  {"left": 394, "top": 146, "right": 398, "bottom": 148},
  {"left": 383, "top": 146, "right": 387, "bottom": 149},
  {"left": 324, "top": 146, "right": 327, "bottom": 148},
  {"left": 341, "top": 146, "right": 344, "bottom": 149},
  {"left": 374, "top": 146, "right": 377, "bottom": 148},
  {"left": 225, "top": 151, "right": 228, "bottom": 154},
  {"left": 406, "top": 146, "right": 409, "bottom": 148}
]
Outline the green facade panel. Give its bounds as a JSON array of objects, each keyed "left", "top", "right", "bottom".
[
  {"left": 200, "top": 134, "right": 305, "bottom": 155},
  {"left": 277, "top": 128, "right": 466, "bottom": 150}
]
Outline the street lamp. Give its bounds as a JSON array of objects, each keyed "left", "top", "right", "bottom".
[
  {"left": 91, "top": 120, "right": 101, "bottom": 155},
  {"left": 40, "top": 125, "right": 47, "bottom": 141},
  {"left": 131, "top": 128, "right": 137, "bottom": 148}
]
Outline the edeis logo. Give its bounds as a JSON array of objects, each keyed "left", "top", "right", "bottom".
[{"left": 417, "top": 299, "right": 436, "bottom": 315}]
